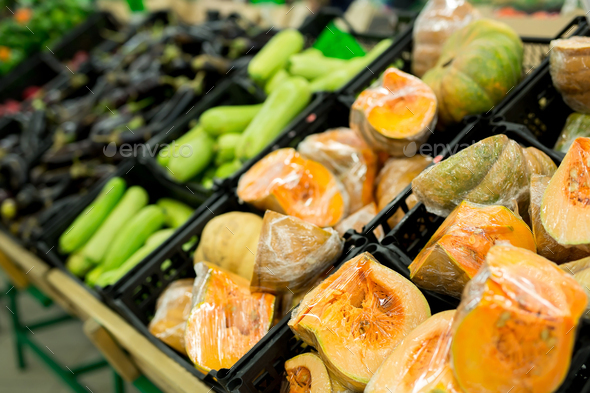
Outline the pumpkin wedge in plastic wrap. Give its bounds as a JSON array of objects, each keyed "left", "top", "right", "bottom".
[
  {"left": 554, "top": 113, "right": 590, "bottom": 153},
  {"left": 289, "top": 252, "right": 430, "bottom": 392},
  {"left": 350, "top": 68, "right": 437, "bottom": 157},
  {"left": 451, "top": 245, "right": 587, "bottom": 393},
  {"left": 561, "top": 257, "right": 590, "bottom": 317},
  {"left": 237, "top": 148, "right": 349, "bottom": 227},
  {"left": 541, "top": 137, "right": 590, "bottom": 246},
  {"left": 285, "top": 352, "right": 332, "bottom": 393},
  {"left": 298, "top": 128, "right": 378, "bottom": 213},
  {"left": 251, "top": 210, "right": 343, "bottom": 295},
  {"left": 365, "top": 310, "right": 461, "bottom": 393},
  {"left": 529, "top": 175, "right": 589, "bottom": 263},
  {"left": 422, "top": 18, "right": 523, "bottom": 128},
  {"left": 409, "top": 201, "right": 535, "bottom": 298},
  {"left": 185, "top": 262, "right": 275, "bottom": 373},
  {"left": 412, "top": 134, "right": 551, "bottom": 217}
]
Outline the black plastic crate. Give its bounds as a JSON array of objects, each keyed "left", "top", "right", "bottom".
[
  {"left": 221, "top": 242, "right": 457, "bottom": 393},
  {"left": 110, "top": 190, "right": 367, "bottom": 392},
  {"left": 342, "top": 16, "right": 588, "bottom": 112},
  {"left": 35, "top": 159, "right": 206, "bottom": 300}
]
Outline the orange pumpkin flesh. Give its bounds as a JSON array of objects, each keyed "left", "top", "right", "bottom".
[
  {"left": 409, "top": 201, "right": 536, "bottom": 298},
  {"left": 451, "top": 245, "right": 587, "bottom": 393},
  {"left": 530, "top": 175, "right": 589, "bottom": 263},
  {"left": 289, "top": 252, "right": 431, "bottom": 391},
  {"left": 298, "top": 128, "right": 378, "bottom": 213},
  {"left": 351, "top": 68, "right": 437, "bottom": 156},
  {"left": 285, "top": 353, "right": 332, "bottom": 393},
  {"left": 365, "top": 310, "right": 461, "bottom": 393},
  {"left": 185, "top": 262, "right": 275, "bottom": 373},
  {"left": 237, "top": 148, "right": 348, "bottom": 227},
  {"left": 541, "top": 137, "right": 590, "bottom": 246},
  {"left": 148, "top": 278, "right": 194, "bottom": 355}
]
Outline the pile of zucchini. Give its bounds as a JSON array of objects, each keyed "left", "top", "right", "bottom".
[{"left": 59, "top": 177, "right": 194, "bottom": 288}]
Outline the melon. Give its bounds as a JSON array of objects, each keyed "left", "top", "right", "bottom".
[
  {"left": 251, "top": 210, "right": 343, "bottom": 295},
  {"left": 298, "top": 128, "right": 378, "bottom": 213},
  {"left": 529, "top": 175, "right": 589, "bottom": 263},
  {"left": 285, "top": 352, "right": 332, "bottom": 393},
  {"left": 541, "top": 137, "right": 590, "bottom": 246},
  {"left": 350, "top": 68, "right": 437, "bottom": 157},
  {"left": 412, "top": 135, "right": 529, "bottom": 217},
  {"left": 289, "top": 252, "right": 431, "bottom": 391},
  {"left": 237, "top": 148, "right": 349, "bottom": 227},
  {"left": 409, "top": 201, "right": 536, "bottom": 298},
  {"left": 185, "top": 262, "right": 275, "bottom": 373},
  {"left": 365, "top": 310, "right": 461, "bottom": 393},
  {"left": 451, "top": 245, "right": 588, "bottom": 393},
  {"left": 148, "top": 278, "right": 194, "bottom": 355}
]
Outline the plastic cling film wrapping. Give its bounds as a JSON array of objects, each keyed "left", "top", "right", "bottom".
[
  {"left": 522, "top": 146, "right": 557, "bottom": 178},
  {"left": 185, "top": 262, "right": 275, "bottom": 373},
  {"left": 376, "top": 155, "right": 433, "bottom": 228},
  {"left": 540, "top": 137, "right": 590, "bottom": 247},
  {"left": 298, "top": 128, "right": 378, "bottom": 213},
  {"left": 560, "top": 257, "right": 590, "bottom": 317},
  {"left": 284, "top": 352, "right": 333, "bottom": 393},
  {"left": 350, "top": 68, "right": 437, "bottom": 157},
  {"left": 365, "top": 310, "right": 461, "bottom": 393},
  {"left": 412, "top": 135, "right": 530, "bottom": 217},
  {"left": 335, "top": 202, "right": 383, "bottom": 240},
  {"left": 550, "top": 37, "right": 590, "bottom": 114},
  {"left": 148, "top": 278, "right": 194, "bottom": 355},
  {"left": 409, "top": 201, "right": 535, "bottom": 298},
  {"left": 554, "top": 113, "right": 590, "bottom": 153},
  {"left": 412, "top": 0, "right": 480, "bottom": 77},
  {"left": 529, "top": 175, "right": 590, "bottom": 263},
  {"left": 251, "top": 210, "right": 344, "bottom": 295},
  {"left": 237, "top": 148, "right": 349, "bottom": 227},
  {"left": 451, "top": 245, "right": 588, "bottom": 393},
  {"left": 289, "top": 252, "right": 431, "bottom": 392}
]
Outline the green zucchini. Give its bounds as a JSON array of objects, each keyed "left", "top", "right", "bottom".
[
  {"left": 168, "top": 132, "right": 215, "bottom": 182},
  {"left": 82, "top": 186, "right": 149, "bottom": 265},
  {"left": 66, "top": 252, "right": 93, "bottom": 278},
  {"left": 157, "top": 124, "right": 205, "bottom": 166},
  {"left": 215, "top": 159, "right": 242, "bottom": 179},
  {"left": 264, "top": 68, "right": 290, "bottom": 95},
  {"left": 101, "top": 205, "right": 165, "bottom": 272},
  {"left": 200, "top": 104, "right": 263, "bottom": 137},
  {"left": 157, "top": 199, "right": 193, "bottom": 228},
  {"left": 289, "top": 54, "right": 346, "bottom": 80},
  {"left": 236, "top": 76, "right": 311, "bottom": 160},
  {"left": 95, "top": 228, "right": 175, "bottom": 288},
  {"left": 85, "top": 265, "right": 104, "bottom": 287},
  {"left": 248, "top": 29, "right": 304, "bottom": 84},
  {"left": 215, "top": 133, "right": 241, "bottom": 165},
  {"left": 59, "top": 177, "right": 126, "bottom": 254}
]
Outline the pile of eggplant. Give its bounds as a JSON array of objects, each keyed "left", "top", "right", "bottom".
[{"left": 0, "top": 13, "right": 271, "bottom": 243}]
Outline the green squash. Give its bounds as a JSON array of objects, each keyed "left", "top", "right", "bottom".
[
  {"left": 423, "top": 19, "right": 523, "bottom": 128},
  {"left": 554, "top": 113, "right": 590, "bottom": 153}
]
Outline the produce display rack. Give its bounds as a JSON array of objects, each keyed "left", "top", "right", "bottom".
[{"left": 36, "top": 159, "right": 207, "bottom": 303}]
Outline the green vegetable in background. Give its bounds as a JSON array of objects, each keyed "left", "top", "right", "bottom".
[
  {"left": 215, "top": 159, "right": 242, "bottom": 179},
  {"left": 248, "top": 29, "right": 304, "bottom": 84},
  {"left": 215, "top": 133, "right": 241, "bottom": 165},
  {"left": 200, "top": 104, "right": 264, "bottom": 136},
  {"left": 157, "top": 198, "right": 193, "bottom": 228}
]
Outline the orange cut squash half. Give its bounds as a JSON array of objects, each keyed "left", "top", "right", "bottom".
[
  {"left": 298, "top": 127, "right": 378, "bottom": 213},
  {"left": 289, "top": 252, "right": 431, "bottom": 392},
  {"left": 409, "top": 201, "right": 536, "bottom": 298},
  {"left": 451, "top": 245, "right": 588, "bottom": 393},
  {"left": 185, "top": 262, "right": 275, "bottom": 373},
  {"left": 237, "top": 148, "right": 349, "bottom": 227},
  {"left": 285, "top": 352, "right": 332, "bottom": 393},
  {"left": 541, "top": 137, "right": 590, "bottom": 246},
  {"left": 365, "top": 310, "right": 461, "bottom": 393},
  {"left": 351, "top": 68, "right": 437, "bottom": 157}
]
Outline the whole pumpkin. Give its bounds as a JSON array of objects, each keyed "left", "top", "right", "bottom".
[{"left": 422, "top": 18, "right": 523, "bottom": 128}]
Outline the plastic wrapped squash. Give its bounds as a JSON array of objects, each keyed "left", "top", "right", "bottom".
[
  {"left": 451, "top": 245, "right": 587, "bottom": 393},
  {"left": 409, "top": 201, "right": 535, "bottom": 298},
  {"left": 549, "top": 37, "right": 590, "bottom": 114},
  {"left": 554, "top": 113, "right": 590, "bottom": 153},
  {"left": 529, "top": 175, "right": 589, "bottom": 263},
  {"left": 298, "top": 128, "right": 378, "bottom": 213},
  {"left": 365, "top": 310, "right": 461, "bottom": 393},
  {"left": 334, "top": 202, "right": 383, "bottom": 240},
  {"left": 251, "top": 210, "right": 343, "bottom": 295},
  {"left": 350, "top": 68, "right": 437, "bottom": 157},
  {"left": 412, "top": 135, "right": 530, "bottom": 217},
  {"left": 289, "top": 252, "right": 430, "bottom": 391},
  {"left": 148, "top": 278, "right": 194, "bottom": 355},
  {"left": 237, "top": 148, "right": 349, "bottom": 227},
  {"left": 412, "top": 0, "right": 480, "bottom": 77},
  {"left": 185, "top": 262, "right": 275, "bottom": 373}
]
